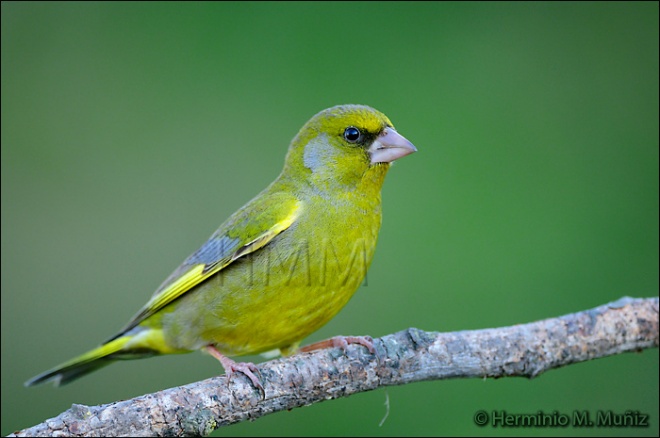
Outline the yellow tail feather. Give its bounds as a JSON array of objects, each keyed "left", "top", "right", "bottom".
[{"left": 24, "top": 335, "right": 156, "bottom": 387}]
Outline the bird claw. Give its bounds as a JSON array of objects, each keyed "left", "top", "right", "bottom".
[
  {"left": 225, "top": 361, "right": 264, "bottom": 396},
  {"left": 206, "top": 345, "right": 265, "bottom": 397},
  {"left": 300, "top": 335, "right": 376, "bottom": 355},
  {"left": 331, "top": 335, "right": 376, "bottom": 354}
]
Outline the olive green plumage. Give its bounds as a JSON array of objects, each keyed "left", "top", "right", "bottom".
[{"left": 26, "top": 104, "right": 416, "bottom": 386}]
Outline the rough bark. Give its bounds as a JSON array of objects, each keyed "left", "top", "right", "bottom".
[{"left": 10, "top": 296, "right": 658, "bottom": 437}]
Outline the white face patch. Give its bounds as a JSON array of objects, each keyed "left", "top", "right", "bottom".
[{"left": 303, "top": 134, "right": 339, "bottom": 172}]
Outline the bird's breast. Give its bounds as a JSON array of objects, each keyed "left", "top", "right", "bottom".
[{"left": 161, "top": 186, "right": 384, "bottom": 355}]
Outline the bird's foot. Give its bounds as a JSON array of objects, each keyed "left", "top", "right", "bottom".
[
  {"left": 205, "top": 345, "right": 264, "bottom": 397},
  {"left": 299, "top": 335, "right": 376, "bottom": 354}
]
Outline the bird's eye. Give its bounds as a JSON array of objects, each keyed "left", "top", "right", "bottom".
[{"left": 343, "top": 127, "right": 361, "bottom": 143}]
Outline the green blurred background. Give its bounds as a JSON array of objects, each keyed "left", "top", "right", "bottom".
[{"left": 2, "top": 2, "right": 658, "bottom": 436}]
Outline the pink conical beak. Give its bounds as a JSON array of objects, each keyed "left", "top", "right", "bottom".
[{"left": 369, "top": 128, "right": 417, "bottom": 164}]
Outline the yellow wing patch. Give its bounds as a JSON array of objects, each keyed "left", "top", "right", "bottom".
[
  {"left": 115, "top": 200, "right": 302, "bottom": 337},
  {"left": 230, "top": 209, "right": 299, "bottom": 261}
]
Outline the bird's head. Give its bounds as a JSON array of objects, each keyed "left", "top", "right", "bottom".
[{"left": 283, "top": 105, "right": 417, "bottom": 193}]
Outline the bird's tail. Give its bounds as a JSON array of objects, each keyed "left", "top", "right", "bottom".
[{"left": 24, "top": 334, "right": 158, "bottom": 387}]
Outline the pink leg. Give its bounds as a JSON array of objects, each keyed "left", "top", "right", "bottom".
[
  {"left": 205, "top": 345, "right": 264, "bottom": 394},
  {"left": 299, "top": 335, "right": 376, "bottom": 354}
]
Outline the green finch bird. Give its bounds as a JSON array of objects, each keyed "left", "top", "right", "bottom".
[{"left": 25, "top": 104, "right": 417, "bottom": 390}]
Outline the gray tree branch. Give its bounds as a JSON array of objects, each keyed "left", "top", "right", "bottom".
[{"left": 10, "top": 296, "right": 658, "bottom": 437}]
